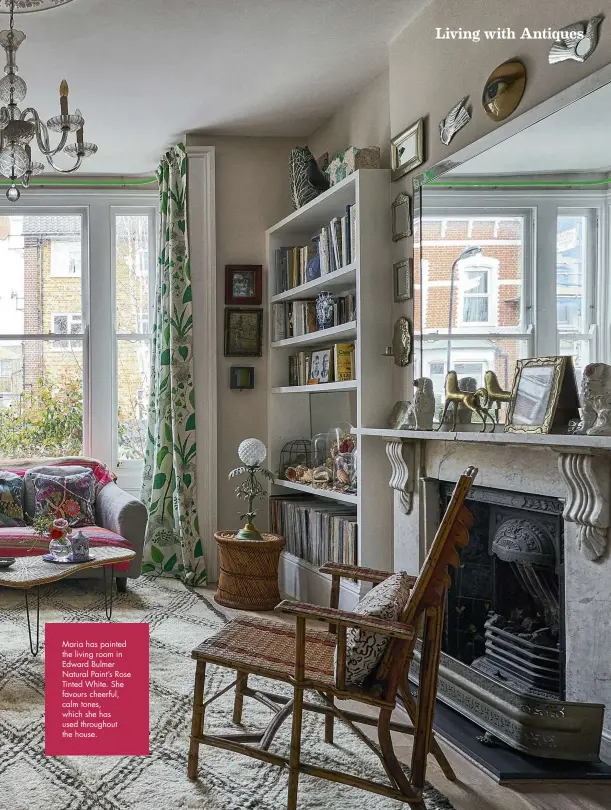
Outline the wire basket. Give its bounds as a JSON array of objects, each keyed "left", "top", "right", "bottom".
[{"left": 278, "top": 439, "right": 312, "bottom": 480}]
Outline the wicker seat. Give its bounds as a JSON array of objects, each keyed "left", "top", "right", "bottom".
[
  {"left": 192, "top": 615, "right": 337, "bottom": 688},
  {"left": 188, "top": 467, "right": 478, "bottom": 809}
]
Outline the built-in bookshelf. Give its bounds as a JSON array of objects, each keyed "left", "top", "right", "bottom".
[{"left": 266, "top": 169, "right": 393, "bottom": 609}]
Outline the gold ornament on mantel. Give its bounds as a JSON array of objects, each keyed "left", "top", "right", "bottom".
[
  {"left": 437, "top": 371, "right": 494, "bottom": 432},
  {"left": 228, "top": 438, "right": 275, "bottom": 541},
  {"left": 476, "top": 370, "right": 512, "bottom": 428}
]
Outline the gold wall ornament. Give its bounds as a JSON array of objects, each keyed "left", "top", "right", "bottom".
[
  {"left": 482, "top": 59, "right": 526, "bottom": 122},
  {"left": 476, "top": 370, "right": 512, "bottom": 427},
  {"left": 437, "top": 371, "right": 494, "bottom": 433},
  {"left": 392, "top": 316, "right": 412, "bottom": 366}
]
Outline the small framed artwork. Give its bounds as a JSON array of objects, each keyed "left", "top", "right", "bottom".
[
  {"left": 391, "top": 118, "right": 424, "bottom": 181},
  {"left": 505, "top": 356, "right": 579, "bottom": 435},
  {"left": 392, "top": 193, "right": 411, "bottom": 241},
  {"left": 230, "top": 366, "right": 255, "bottom": 390},
  {"left": 225, "top": 265, "right": 262, "bottom": 306},
  {"left": 310, "top": 348, "right": 332, "bottom": 383},
  {"left": 393, "top": 259, "right": 413, "bottom": 302},
  {"left": 224, "top": 308, "right": 263, "bottom": 357}
]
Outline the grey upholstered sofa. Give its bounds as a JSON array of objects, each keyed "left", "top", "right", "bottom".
[{"left": 0, "top": 458, "right": 148, "bottom": 592}]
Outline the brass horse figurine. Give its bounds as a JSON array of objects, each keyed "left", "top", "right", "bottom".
[
  {"left": 437, "top": 371, "right": 494, "bottom": 432},
  {"left": 476, "top": 370, "right": 512, "bottom": 429}
]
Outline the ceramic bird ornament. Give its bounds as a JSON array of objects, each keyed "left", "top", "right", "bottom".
[
  {"left": 439, "top": 97, "right": 471, "bottom": 146},
  {"left": 548, "top": 15, "right": 603, "bottom": 64}
]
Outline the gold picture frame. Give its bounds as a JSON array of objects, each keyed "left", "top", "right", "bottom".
[
  {"left": 504, "top": 356, "right": 579, "bottom": 434},
  {"left": 390, "top": 118, "right": 424, "bottom": 181}
]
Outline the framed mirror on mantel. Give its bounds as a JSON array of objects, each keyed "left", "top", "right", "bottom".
[{"left": 412, "top": 63, "right": 611, "bottom": 431}]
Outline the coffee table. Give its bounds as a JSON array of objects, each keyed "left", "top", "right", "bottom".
[{"left": 0, "top": 546, "right": 136, "bottom": 655}]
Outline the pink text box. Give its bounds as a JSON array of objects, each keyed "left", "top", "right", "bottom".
[{"left": 45, "top": 623, "right": 149, "bottom": 756}]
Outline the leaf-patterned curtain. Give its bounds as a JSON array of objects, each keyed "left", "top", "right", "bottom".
[{"left": 140, "top": 143, "right": 206, "bottom": 586}]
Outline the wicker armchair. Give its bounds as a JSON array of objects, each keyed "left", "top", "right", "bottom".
[{"left": 188, "top": 467, "right": 477, "bottom": 808}]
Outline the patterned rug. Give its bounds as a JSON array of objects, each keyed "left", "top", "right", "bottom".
[{"left": 0, "top": 576, "right": 455, "bottom": 809}]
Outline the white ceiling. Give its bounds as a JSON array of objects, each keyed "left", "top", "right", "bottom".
[
  {"left": 4, "top": 0, "right": 424, "bottom": 175},
  {"left": 447, "top": 81, "right": 611, "bottom": 176}
]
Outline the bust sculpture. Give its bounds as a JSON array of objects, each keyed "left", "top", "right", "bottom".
[{"left": 576, "top": 362, "right": 611, "bottom": 436}]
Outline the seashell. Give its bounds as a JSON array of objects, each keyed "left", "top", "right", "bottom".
[
  {"left": 300, "top": 468, "right": 313, "bottom": 484},
  {"left": 336, "top": 468, "right": 350, "bottom": 484},
  {"left": 313, "top": 467, "right": 332, "bottom": 482},
  {"left": 285, "top": 467, "right": 297, "bottom": 481}
]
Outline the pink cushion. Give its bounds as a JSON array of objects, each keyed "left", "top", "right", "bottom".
[{"left": 0, "top": 526, "right": 132, "bottom": 572}]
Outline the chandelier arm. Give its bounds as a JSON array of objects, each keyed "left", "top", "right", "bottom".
[
  {"left": 44, "top": 152, "right": 83, "bottom": 174},
  {"left": 21, "top": 109, "right": 70, "bottom": 156}
]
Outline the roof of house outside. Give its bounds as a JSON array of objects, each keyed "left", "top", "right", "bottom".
[{"left": 21, "top": 216, "right": 81, "bottom": 238}]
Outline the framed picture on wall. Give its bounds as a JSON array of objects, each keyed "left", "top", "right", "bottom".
[
  {"left": 390, "top": 118, "right": 424, "bottom": 181},
  {"left": 224, "top": 308, "right": 263, "bottom": 357},
  {"left": 225, "top": 265, "right": 262, "bottom": 306}
]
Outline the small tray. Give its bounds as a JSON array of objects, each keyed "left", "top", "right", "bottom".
[
  {"left": 0, "top": 557, "right": 16, "bottom": 568},
  {"left": 42, "top": 553, "right": 96, "bottom": 564}
]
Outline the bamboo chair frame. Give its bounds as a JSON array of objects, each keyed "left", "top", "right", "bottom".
[{"left": 188, "top": 466, "right": 477, "bottom": 809}]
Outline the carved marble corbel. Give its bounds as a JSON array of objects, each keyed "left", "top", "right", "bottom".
[
  {"left": 558, "top": 452, "right": 611, "bottom": 561},
  {"left": 385, "top": 439, "right": 415, "bottom": 514}
]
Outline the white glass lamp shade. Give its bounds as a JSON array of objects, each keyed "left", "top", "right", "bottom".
[{"left": 238, "top": 438, "right": 267, "bottom": 466}]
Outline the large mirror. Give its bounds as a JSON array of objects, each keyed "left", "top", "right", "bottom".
[{"left": 413, "top": 68, "right": 611, "bottom": 423}]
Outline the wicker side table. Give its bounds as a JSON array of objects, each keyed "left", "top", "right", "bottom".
[{"left": 214, "top": 531, "right": 285, "bottom": 611}]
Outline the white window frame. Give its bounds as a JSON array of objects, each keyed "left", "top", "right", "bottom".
[
  {"left": 50, "top": 312, "right": 82, "bottom": 350},
  {"left": 49, "top": 237, "right": 82, "bottom": 277},
  {"left": 111, "top": 206, "right": 157, "bottom": 485},
  {"left": 456, "top": 256, "right": 499, "bottom": 329}
]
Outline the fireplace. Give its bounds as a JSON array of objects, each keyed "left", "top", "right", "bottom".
[{"left": 440, "top": 482, "right": 564, "bottom": 700}]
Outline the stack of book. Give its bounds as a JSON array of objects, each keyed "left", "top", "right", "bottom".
[
  {"left": 287, "top": 342, "right": 355, "bottom": 387},
  {"left": 269, "top": 496, "right": 358, "bottom": 568},
  {"left": 274, "top": 203, "right": 358, "bottom": 294},
  {"left": 272, "top": 294, "right": 356, "bottom": 342}
]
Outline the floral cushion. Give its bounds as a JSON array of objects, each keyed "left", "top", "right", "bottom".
[
  {"left": 0, "top": 471, "right": 26, "bottom": 527},
  {"left": 338, "top": 572, "right": 412, "bottom": 686},
  {"left": 32, "top": 470, "right": 96, "bottom": 528}
]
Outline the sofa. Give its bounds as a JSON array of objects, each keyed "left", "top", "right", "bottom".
[{"left": 0, "top": 457, "right": 147, "bottom": 591}]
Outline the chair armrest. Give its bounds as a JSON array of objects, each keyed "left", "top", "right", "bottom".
[
  {"left": 96, "top": 482, "right": 147, "bottom": 578},
  {"left": 319, "top": 561, "right": 416, "bottom": 586},
  {"left": 276, "top": 600, "right": 415, "bottom": 641}
]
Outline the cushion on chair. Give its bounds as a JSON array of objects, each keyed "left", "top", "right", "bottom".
[
  {"left": 339, "top": 572, "right": 413, "bottom": 686},
  {"left": 31, "top": 469, "right": 96, "bottom": 527},
  {"left": 0, "top": 471, "right": 26, "bottom": 527}
]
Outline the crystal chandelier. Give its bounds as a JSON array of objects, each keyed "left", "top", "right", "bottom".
[{"left": 0, "top": 0, "right": 97, "bottom": 201}]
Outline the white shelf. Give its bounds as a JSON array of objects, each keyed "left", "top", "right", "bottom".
[
  {"left": 271, "top": 321, "right": 356, "bottom": 349},
  {"left": 267, "top": 172, "right": 358, "bottom": 238},
  {"left": 271, "top": 264, "right": 357, "bottom": 303},
  {"left": 356, "top": 427, "right": 611, "bottom": 450},
  {"left": 272, "top": 381, "right": 357, "bottom": 394},
  {"left": 273, "top": 478, "right": 358, "bottom": 504}
]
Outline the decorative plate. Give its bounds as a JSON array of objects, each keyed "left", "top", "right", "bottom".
[
  {"left": 0, "top": 557, "right": 16, "bottom": 568},
  {"left": 0, "top": 0, "right": 75, "bottom": 12},
  {"left": 42, "top": 552, "right": 95, "bottom": 564}
]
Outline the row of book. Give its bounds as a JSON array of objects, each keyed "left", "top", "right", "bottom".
[
  {"left": 274, "top": 204, "right": 357, "bottom": 294},
  {"left": 269, "top": 496, "right": 358, "bottom": 568},
  {"left": 288, "top": 343, "right": 355, "bottom": 387},
  {"left": 271, "top": 294, "right": 356, "bottom": 341}
]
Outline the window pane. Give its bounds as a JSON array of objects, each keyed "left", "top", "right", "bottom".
[
  {"left": 416, "top": 215, "right": 524, "bottom": 334},
  {"left": 115, "top": 215, "right": 150, "bottom": 334},
  {"left": 0, "top": 339, "right": 83, "bottom": 458},
  {"left": 414, "top": 337, "right": 528, "bottom": 422},
  {"left": 117, "top": 339, "right": 150, "bottom": 460},
  {"left": 557, "top": 214, "right": 587, "bottom": 334},
  {"left": 0, "top": 215, "right": 82, "bottom": 335}
]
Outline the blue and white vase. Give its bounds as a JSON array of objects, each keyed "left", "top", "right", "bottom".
[
  {"left": 316, "top": 291, "right": 335, "bottom": 330},
  {"left": 70, "top": 531, "right": 90, "bottom": 562}
]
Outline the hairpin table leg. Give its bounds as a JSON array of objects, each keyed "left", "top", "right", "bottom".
[
  {"left": 103, "top": 564, "right": 115, "bottom": 620},
  {"left": 24, "top": 586, "right": 40, "bottom": 656}
]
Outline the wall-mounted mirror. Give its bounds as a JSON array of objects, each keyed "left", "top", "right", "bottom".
[
  {"left": 412, "top": 65, "right": 611, "bottom": 423},
  {"left": 392, "top": 193, "right": 411, "bottom": 241}
]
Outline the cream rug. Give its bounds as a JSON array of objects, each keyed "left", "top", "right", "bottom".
[{"left": 0, "top": 576, "right": 455, "bottom": 809}]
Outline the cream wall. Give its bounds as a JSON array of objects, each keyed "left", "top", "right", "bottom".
[
  {"left": 308, "top": 70, "right": 391, "bottom": 168},
  {"left": 188, "top": 135, "right": 296, "bottom": 538}
]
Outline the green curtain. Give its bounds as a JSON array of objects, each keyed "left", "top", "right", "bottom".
[{"left": 141, "top": 143, "right": 206, "bottom": 586}]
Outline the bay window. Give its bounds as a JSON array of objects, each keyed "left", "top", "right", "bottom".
[{"left": 0, "top": 195, "right": 156, "bottom": 492}]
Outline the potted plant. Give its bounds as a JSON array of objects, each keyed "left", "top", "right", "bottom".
[{"left": 214, "top": 439, "right": 285, "bottom": 610}]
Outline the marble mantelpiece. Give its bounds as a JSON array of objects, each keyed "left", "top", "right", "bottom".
[{"left": 361, "top": 428, "right": 611, "bottom": 763}]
